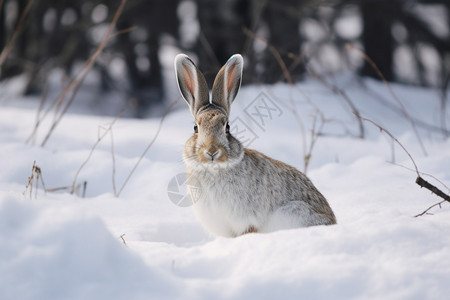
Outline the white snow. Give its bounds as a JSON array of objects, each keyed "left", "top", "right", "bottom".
[{"left": 0, "top": 74, "right": 449, "bottom": 299}]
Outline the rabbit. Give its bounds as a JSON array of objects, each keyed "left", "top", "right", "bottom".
[{"left": 174, "top": 53, "right": 336, "bottom": 237}]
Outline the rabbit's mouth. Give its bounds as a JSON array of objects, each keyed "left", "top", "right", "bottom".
[{"left": 198, "top": 145, "right": 228, "bottom": 164}]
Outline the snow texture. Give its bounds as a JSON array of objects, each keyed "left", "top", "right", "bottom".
[{"left": 0, "top": 74, "right": 449, "bottom": 299}]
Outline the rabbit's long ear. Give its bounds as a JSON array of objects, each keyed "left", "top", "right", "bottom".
[
  {"left": 174, "top": 54, "right": 210, "bottom": 117},
  {"left": 211, "top": 54, "right": 243, "bottom": 116}
]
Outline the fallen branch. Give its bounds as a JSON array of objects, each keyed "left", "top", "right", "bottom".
[
  {"left": 392, "top": 162, "right": 450, "bottom": 194},
  {"left": 359, "top": 115, "right": 450, "bottom": 216},
  {"left": 416, "top": 177, "right": 450, "bottom": 203}
]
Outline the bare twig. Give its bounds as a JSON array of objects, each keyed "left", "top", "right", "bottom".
[
  {"left": 46, "top": 181, "right": 87, "bottom": 197},
  {"left": 360, "top": 80, "right": 450, "bottom": 137},
  {"left": 0, "top": 0, "right": 34, "bottom": 72},
  {"left": 39, "top": 0, "right": 127, "bottom": 147},
  {"left": 347, "top": 44, "right": 427, "bottom": 155},
  {"left": 359, "top": 116, "right": 420, "bottom": 176},
  {"left": 304, "top": 112, "right": 325, "bottom": 174},
  {"left": 115, "top": 99, "right": 178, "bottom": 197},
  {"left": 391, "top": 162, "right": 450, "bottom": 194},
  {"left": 359, "top": 115, "right": 450, "bottom": 216},
  {"left": 242, "top": 28, "right": 330, "bottom": 171},
  {"left": 414, "top": 200, "right": 447, "bottom": 217},
  {"left": 309, "top": 69, "right": 365, "bottom": 139},
  {"left": 120, "top": 234, "right": 127, "bottom": 246},
  {"left": 266, "top": 89, "right": 308, "bottom": 166}
]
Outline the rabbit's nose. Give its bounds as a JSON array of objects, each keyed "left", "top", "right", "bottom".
[{"left": 204, "top": 149, "right": 222, "bottom": 161}]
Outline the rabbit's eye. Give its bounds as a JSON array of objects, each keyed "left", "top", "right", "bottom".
[
  {"left": 194, "top": 124, "right": 198, "bottom": 133},
  {"left": 225, "top": 123, "right": 230, "bottom": 134}
]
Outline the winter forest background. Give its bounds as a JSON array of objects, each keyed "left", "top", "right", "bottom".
[
  {"left": 1, "top": 1, "right": 450, "bottom": 299},
  {"left": 1, "top": 0, "right": 449, "bottom": 116}
]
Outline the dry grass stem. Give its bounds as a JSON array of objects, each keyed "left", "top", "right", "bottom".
[
  {"left": 304, "top": 113, "right": 325, "bottom": 174},
  {"left": 115, "top": 99, "right": 178, "bottom": 197},
  {"left": 71, "top": 110, "right": 123, "bottom": 194},
  {"left": 37, "top": 0, "right": 127, "bottom": 146},
  {"left": 23, "top": 160, "right": 46, "bottom": 199},
  {"left": 0, "top": 0, "right": 34, "bottom": 72}
]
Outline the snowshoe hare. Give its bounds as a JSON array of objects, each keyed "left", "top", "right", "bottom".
[{"left": 174, "top": 53, "right": 336, "bottom": 237}]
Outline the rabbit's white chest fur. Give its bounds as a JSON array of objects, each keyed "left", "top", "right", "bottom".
[{"left": 187, "top": 167, "right": 264, "bottom": 237}]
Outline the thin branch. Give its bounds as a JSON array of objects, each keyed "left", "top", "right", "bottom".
[
  {"left": 309, "top": 69, "right": 365, "bottom": 139},
  {"left": 359, "top": 116, "right": 419, "bottom": 176},
  {"left": 46, "top": 181, "right": 86, "bottom": 196},
  {"left": 120, "top": 234, "right": 127, "bottom": 246},
  {"left": 266, "top": 89, "right": 308, "bottom": 167},
  {"left": 414, "top": 200, "right": 447, "bottom": 217},
  {"left": 40, "top": 0, "right": 127, "bottom": 147},
  {"left": 112, "top": 25, "right": 136, "bottom": 37},
  {"left": 304, "top": 112, "right": 325, "bottom": 174},
  {"left": 0, "top": 0, "right": 34, "bottom": 72},
  {"left": 391, "top": 162, "right": 450, "bottom": 194},
  {"left": 71, "top": 110, "right": 123, "bottom": 194},
  {"left": 115, "top": 99, "right": 178, "bottom": 197},
  {"left": 359, "top": 80, "right": 450, "bottom": 137},
  {"left": 241, "top": 27, "right": 333, "bottom": 172},
  {"left": 347, "top": 44, "right": 427, "bottom": 156},
  {"left": 360, "top": 116, "right": 450, "bottom": 216}
]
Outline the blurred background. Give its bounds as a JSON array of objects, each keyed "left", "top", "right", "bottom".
[{"left": 0, "top": 0, "right": 449, "bottom": 117}]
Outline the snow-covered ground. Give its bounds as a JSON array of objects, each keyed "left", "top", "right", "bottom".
[{"left": 0, "top": 74, "right": 449, "bottom": 299}]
